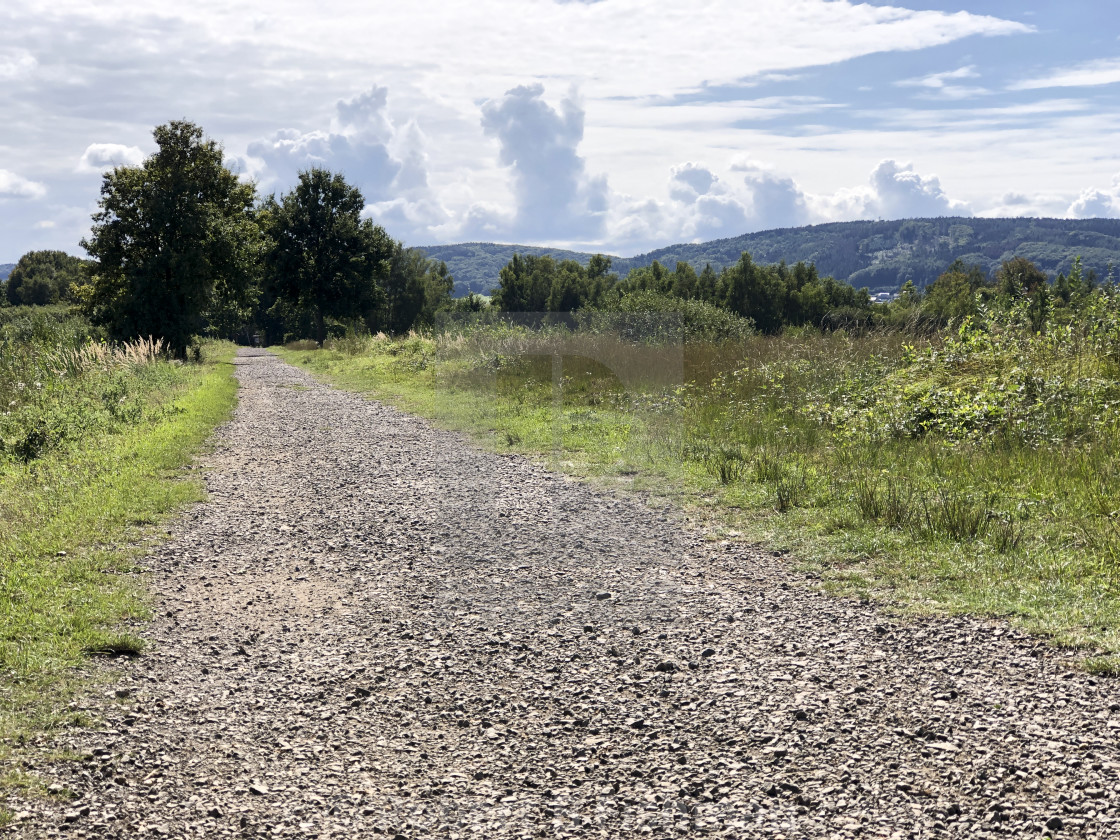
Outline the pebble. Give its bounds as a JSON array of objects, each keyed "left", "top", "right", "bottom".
[{"left": 8, "top": 349, "right": 1120, "bottom": 839}]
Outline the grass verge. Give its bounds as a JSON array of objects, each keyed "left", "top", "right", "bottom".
[
  {"left": 277, "top": 324, "right": 1120, "bottom": 666},
  {"left": 0, "top": 340, "right": 238, "bottom": 765}
]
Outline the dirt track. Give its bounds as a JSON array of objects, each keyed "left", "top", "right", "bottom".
[{"left": 9, "top": 349, "right": 1120, "bottom": 838}]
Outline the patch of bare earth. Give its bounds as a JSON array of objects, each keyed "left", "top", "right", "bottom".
[{"left": 6, "top": 349, "right": 1120, "bottom": 838}]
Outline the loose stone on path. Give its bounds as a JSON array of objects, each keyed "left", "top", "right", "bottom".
[{"left": 9, "top": 348, "right": 1120, "bottom": 838}]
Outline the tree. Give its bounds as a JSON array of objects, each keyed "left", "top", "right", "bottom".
[
  {"left": 923, "top": 267, "right": 977, "bottom": 324},
  {"left": 5, "top": 250, "right": 92, "bottom": 306},
  {"left": 81, "top": 121, "right": 263, "bottom": 356},
  {"left": 995, "top": 257, "right": 1047, "bottom": 297},
  {"left": 492, "top": 253, "right": 613, "bottom": 313},
  {"left": 381, "top": 244, "right": 453, "bottom": 334},
  {"left": 263, "top": 169, "right": 390, "bottom": 343}
]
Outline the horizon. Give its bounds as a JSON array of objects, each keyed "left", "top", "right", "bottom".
[
  {"left": 3, "top": 1, "right": 1120, "bottom": 261},
  {"left": 6, "top": 212, "right": 1120, "bottom": 267}
]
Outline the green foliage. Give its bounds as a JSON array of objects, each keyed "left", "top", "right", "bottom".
[
  {"left": 0, "top": 339, "right": 236, "bottom": 750},
  {"left": 492, "top": 253, "right": 613, "bottom": 312},
  {"left": 381, "top": 246, "right": 454, "bottom": 334},
  {"left": 4, "top": 251, "right": 92, "bottom": 306},
  {"left": 494, "top": 249, "right": 872, "bottom": 335},
  {"left": 816, "top": 293, "right": 1120, "bottom": 447},
  {"left": 0, "top": 311, "right": 176, "bottom": 464},
  {"left": 263, "top": 169, "right": 392, "bottom": 344},
  {"left": 81, "top": 121, "right": 263, "bottom": 357},
  {"left": 581, "top": 290, "right": 755, "bottom": 343},
  {"left": 422, "top": 217, "right": 1120, "bottom": 297}
]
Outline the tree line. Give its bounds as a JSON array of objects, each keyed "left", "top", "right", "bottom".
[
  {"left": 488, "top": 248, "right": 1093, "bottom": 335},
  {"left": 2, "top": 121, "right": 453, "bottom": 356}
]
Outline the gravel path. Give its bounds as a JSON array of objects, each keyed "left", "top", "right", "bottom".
[{"left": 8, "top": 349, "right": 1120, "bottom": 838}]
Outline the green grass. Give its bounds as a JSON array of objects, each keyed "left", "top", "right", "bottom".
[
  {"left": 0, "top": 339, "right": 238, "bottom": 755},
  {"left": 278, "top": 312, "right": 1120, "bottom": 667}
]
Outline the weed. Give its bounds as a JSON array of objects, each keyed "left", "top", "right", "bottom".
[
  {"left": 989, "top": 515, "right": 1025, "bottom": 553},
  {"left": 914, "top": 489, "right": 990, "bottom": 542},
  {"left": 84, "top": 634, "right": 145, "bottom": 657},
  {"left": 284, "top": 339, "right": 319, "bottom": 351},
  {"left": 0, "top": 334, "right": 236, "bottom": 766},
  {"left": 1084, "top": 656, "right": 1120, "bottom": 677},
  {"left": 706, "top": 445, "right": 748, "bottom": 485}
]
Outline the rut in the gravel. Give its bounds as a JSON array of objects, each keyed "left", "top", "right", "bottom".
[{"left": 11, "top": 349, "right": 1120, "bottom": 839}]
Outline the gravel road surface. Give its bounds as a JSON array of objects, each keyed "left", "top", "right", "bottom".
[{"left": 8, "top": 349, "right": 1120, "bottom": 838}]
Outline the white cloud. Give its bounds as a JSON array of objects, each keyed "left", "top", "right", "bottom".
[
  {"left": 731, "top": 160, "right": 812, "bottom": 230},
  {"left": 1067, "top": 189, "right": 1116, "bottom": 218},
  {"left": 1011, "top": 57, "right": 1120, "bottom": 90},
  {"left": 247, "top": 85, "right": 403, "bottom": 201},
  {"left": 465, "top": 84, "right": 608, "bottom": 242},
  {"left": 78, "top": 143, "right": 145, "bottom": 172},
  {"left": 0, "top": 169, "right": 47, "bottom": 200},
  {"left": 1066, "top": 175, "right": 1120, "bottom": 219},
  {"left": 668, "top": 163, "right": 717, "bottom": 202},
  {"left": 867, "top": 160, "right": 968, "bottom": 218},
  {"left": 974, "top": 191, "right": 1068, "bottom": 219},
  {"left": 605, "top": 157, "right": 976, "bottom": 252},
  {"left": 247, "top": 84, "right": 454, "bottom": 244},
  {"left": 895, "top": 65, "right": 988, "bottom": 99},
  {"left": 0, "top": 0, "right": 1082, "bottom": 260}
]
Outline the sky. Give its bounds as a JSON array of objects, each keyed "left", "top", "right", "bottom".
[{"left": 2, "top": 0, "right": 1120, "bottom": 262}]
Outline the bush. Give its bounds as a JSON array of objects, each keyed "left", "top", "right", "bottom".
[{"left": 579, "top": 291, "right": 755, "bottom": 343}]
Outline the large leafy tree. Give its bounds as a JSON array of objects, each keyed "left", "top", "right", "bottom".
[
  {"left": 81, "top": 121, "right": 262, "bottom": 356},
  {"left": 263, "top": 169, "right": 391, "bottom": 344}
]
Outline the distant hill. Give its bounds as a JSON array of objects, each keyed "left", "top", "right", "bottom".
[
  {"left": 0, "top": 264, "right": 14, "bottom": 282},
  {"left": 420, "top": 217, "right": 1120, "bottom": 296}
]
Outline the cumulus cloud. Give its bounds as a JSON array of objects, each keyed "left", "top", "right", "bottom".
[
  {"left": 465, "top": 84, "right": 608, "bottom": 242},
  {"left": 731, "top": 160, "right": 812, "bottom": 231},
  {"left": 0, "top": 169, "right": 46, "bottom": 200},
  {"left": 971, "top": 191, "right": 1067, "bottom": 219},
  {"left": 78, "top": 143, "right": 145, "bottom": 172},
  {"left": 661, "top": 160, "right": 807, "bottom": 243},
  {"left": 867, "top": 160, "right": 968, "bottom": 218},
  {"left": 607, "top": 157, "right": 975, "bottom": 252},
  {"left": 1066, "top": 176, "right": 1120, "bottom": 218},
  {"left": 247, "top": 85, "right": 447, "bottom": 241},
  {"left": 668, "top": 163, "right": 717, "bottom": 202},
  {"left": 248, "top": 92, "right": 401, "bottom": 202},
  {"left": 664, "top": 163, "right": 751, "bottom": 240}
]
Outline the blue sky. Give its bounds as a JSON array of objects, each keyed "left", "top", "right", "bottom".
[{"left": 2, "top": 0, "right": 1119, "bottom": 261}]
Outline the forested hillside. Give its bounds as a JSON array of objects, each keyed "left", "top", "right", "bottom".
[
  {"left": 422, "top": 217, "right": 1120, "bottom": 296},
  {"left": 0, "top": 264, "right": 14, "bottom": 281}
]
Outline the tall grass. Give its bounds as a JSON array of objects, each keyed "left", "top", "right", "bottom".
[
  {"left": 1, "top": 310, "right": 177, "bottom": 463},
  {"left": 0, "top": 313, "right": 238, "bottom": 758}
]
